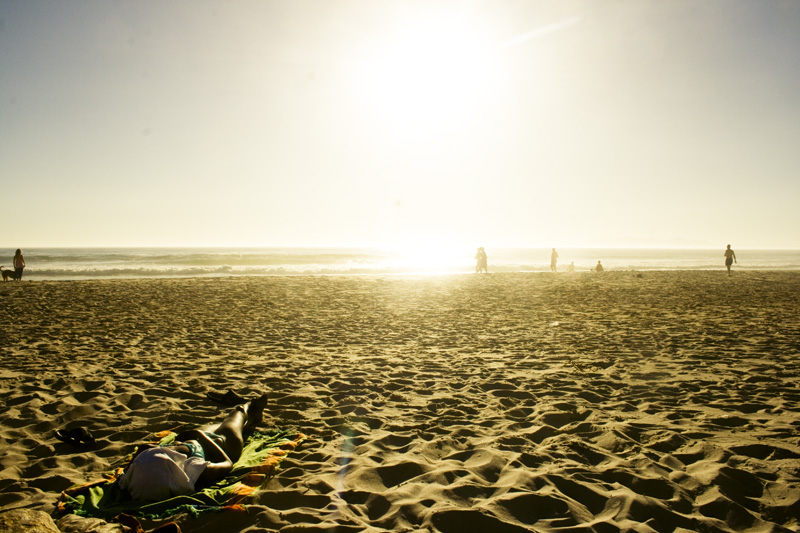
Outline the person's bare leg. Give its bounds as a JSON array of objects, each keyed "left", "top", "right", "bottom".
[{"left": 200, "top": 394, "right": 268, "bottom": 462}]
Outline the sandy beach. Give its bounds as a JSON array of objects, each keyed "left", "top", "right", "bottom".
[{"left": 1, "top": 271, "right": 799, "bottom": 532}]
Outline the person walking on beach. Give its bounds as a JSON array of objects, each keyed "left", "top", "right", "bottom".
[
  {"left": 475, "top": 247, "right": 488, "bottom": 273},
  {"left": 12, "top": 249, "right": 25, "bottom": 281},
  {"left": 550, "top": 248, "right": 559, "bottom": 272},
  {"left": 724, "top": 244, "right": 737, "bottom": 276}
]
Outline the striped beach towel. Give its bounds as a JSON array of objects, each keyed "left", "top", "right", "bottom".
[{"left": 57, "top": 428, "right": 306, "bottom": 520}]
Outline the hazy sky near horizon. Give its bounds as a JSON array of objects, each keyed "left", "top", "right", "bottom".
[{"left": 1, "top": 0, "right": 799, "bottom": 250}]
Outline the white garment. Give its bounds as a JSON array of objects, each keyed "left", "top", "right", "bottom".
[{"left": 118, "top": 447, "right": 208, "bottom": 501}]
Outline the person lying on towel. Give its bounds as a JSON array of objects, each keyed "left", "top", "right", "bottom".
[{"left": 118, "top": 394, "right": 268, "bottom": 501}]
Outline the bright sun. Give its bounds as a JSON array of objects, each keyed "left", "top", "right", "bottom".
[{"left": 353, "top": 15, "right": 503, "bottom": 137}]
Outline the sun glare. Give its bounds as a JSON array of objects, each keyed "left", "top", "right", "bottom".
[
  {"left": 353, "top": 16, "right": 504, "bottom": 137},
  {"left": 382, "top": 240, "right": 475, "bottom": 274}
]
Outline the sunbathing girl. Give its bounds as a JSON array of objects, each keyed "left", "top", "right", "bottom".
[{"left": 118, "top": 394, "right": 268, "bottom": 501}]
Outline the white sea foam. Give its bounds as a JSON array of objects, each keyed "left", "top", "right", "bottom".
[{"left": 8, "top": 247, "right": 800, "bottom": 280}]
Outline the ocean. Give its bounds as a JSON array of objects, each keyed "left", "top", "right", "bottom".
[{"left": 5, "top": 247, "right": 800, "bottom": 281}]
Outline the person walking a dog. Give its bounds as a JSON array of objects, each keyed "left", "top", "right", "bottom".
[{"left": 13, "top": 249, "right": 25, "bottom": 281}]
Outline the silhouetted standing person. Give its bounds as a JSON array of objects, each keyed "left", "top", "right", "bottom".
[
  {"left": 594, "top": 260, "right": 603, "bottom": 272},
  {"left": 550, "top": 248, "right": 558, "bottom": 272},
  {"left": 13, "top": 249, "right": 25, "bottom": 281},
  {"left": 475, "top": 247, "right": 488, "bottom": 273},
  {"left": 724, "top": 244, "right": 737, "bottom": 276}
]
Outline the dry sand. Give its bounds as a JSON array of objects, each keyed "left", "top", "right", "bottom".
[{"left": 1, "top": 271, "right": 799, "bottom": 532}]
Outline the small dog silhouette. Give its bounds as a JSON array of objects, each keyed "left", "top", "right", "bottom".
[{"left": 0, "top": 266, "right": 14, "bottom": 281}]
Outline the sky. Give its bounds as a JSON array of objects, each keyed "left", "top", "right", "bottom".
[{"left": 1, "top": 0, "right": 799, "bottom": 250}]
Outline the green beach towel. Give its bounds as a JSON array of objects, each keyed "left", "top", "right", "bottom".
[{"left": 57, "top": 428, "right": 306, "bottom": 520}]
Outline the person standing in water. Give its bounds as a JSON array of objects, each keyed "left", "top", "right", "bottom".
[
  {"left": 475, "top": 247, "right": 488, "bottom": 273},
  {"left": 13, "top": 249, "right": 25, "bottom": 281},
  {"left": 550, "top": 248, "right": 558, "bottom": 272},
  {"left": 724, "top": 244, "right": 737, "bottom": 276}
]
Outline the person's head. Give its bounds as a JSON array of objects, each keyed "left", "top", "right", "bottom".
[
  {"left": 15, "top": 249, "right": 21, "bottom": 255},
  {"left": 726, "top": 244, "right": 731, "bottom": 249}
]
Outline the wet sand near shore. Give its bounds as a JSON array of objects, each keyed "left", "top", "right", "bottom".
[{"left": 1, "top": 271, "right": 799, "bottom": 532}]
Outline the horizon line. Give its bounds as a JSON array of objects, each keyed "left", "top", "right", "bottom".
[{"left": 3, "top": 244, "right": 799, "bottom": 251}]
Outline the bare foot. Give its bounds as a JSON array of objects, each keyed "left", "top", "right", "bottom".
[{"left": 243, "top": 394, "right": 268, "bottom": 431}]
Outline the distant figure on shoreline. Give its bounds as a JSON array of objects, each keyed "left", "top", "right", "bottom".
[
  {"left": 550, "top": 248, "right": 558, "bottom": 272},
  {"left": 13, "top": 249, "right": 25, "bottom": 281},
  {"left": 724, "top": 244, "right": 737, "bottom": 276},
  {"left": 475, "top": 247, "right": 488, "bottom": 273},
  {"left": 593, "top": 260, "right": 603, "bottom": 272},
  {"left": 567, "top": 261, "right": 575, "bottom": 273}
]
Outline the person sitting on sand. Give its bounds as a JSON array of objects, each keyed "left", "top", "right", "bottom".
[
  {"left": 724, "top": 244, "right": 737, "bottom": 276},
  {"left": 118, "top": 394, "right": 268, "bottom": 501},
  {"left": 567, "top": 261, "right": 575, "bottom": 273},
  {"left": 593, "top": 261, "right": 603, "bottom": 272}
]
